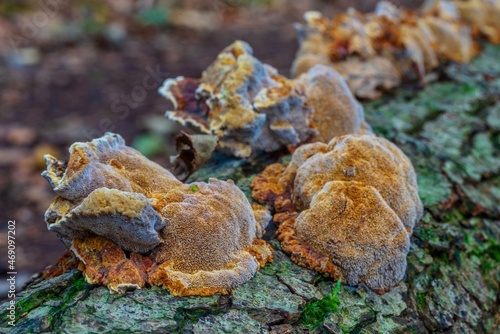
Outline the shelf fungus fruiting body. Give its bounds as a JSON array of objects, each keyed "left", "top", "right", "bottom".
[
  {"left": 160, "top": 41, "right": 370, "bottom": 158},
  {"left": 292, "top": 0, "right": 499, "bottom": 99},
  {"left": 147, "top": 180, "right": 273, "bottom": 296},
  {"left": 159, "top": 40, "right": 315, "bottom": 158},
  {"left": 42, "top": 133, "right": 273, "bottom": 296},
  {"left": 252, "top": 135, "right": 423, "bottom": 293}
]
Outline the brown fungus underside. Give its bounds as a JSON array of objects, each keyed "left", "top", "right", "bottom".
[{"left": 42, "top": 133, "right": 273, "bottom": 296}]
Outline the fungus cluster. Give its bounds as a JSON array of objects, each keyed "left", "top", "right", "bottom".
[
  {"left": 42, "top": 133, "right": 273, "bottom": 296},
  {"left": 39, "top": 2, "right": 459, "bottom": 298},
  {"left": 292, "top": 0, "right": 500, "bottom": 99},
  {"left": 160, "top": 41, "right": 370, "bottom": 157},
  {"left": 252, "top": 135, "right": 423, "bottom": 292}
]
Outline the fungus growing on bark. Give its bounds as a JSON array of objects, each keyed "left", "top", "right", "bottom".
[
  {"left": 286, "top": 135, "right": 422, "bottom": 230},
  {"left": 71, "top": 236, "right": 153, "bottom": 294},
  {"left": 292, "top": 0, "right": 487, "bottom": 99},
  {"left": 147, "top": 179, "right": 273, "bottom": 296},
  {"left": 160, "top": 40, "right": 317, "bottom": 158},
  {"left": 43, "top": 133, "right": 177, "bottom": 252},
  {"left": 450, "top": 0, "right": 500, "bottom": 44},
  {"left": 295, "top": 181, "right": 411, "bottom": 290},
  {"left": 252, "top": 134, "right": 423, "bottom": 292},
  {"left": 42, "top": 133, "right": 273, "bottom": 296},
  {"left": 160, "top": 41, "right": 371, "bottom": 157},
  {"left": 296, "top": 64, "right": 372, "bottom": 143}
]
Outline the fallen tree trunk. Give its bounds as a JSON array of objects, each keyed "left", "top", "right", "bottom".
[{"left": 1, "top": 44, "right": 499, "bottom": 334}]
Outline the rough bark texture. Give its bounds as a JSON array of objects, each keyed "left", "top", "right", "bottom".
[{"left": 1, "top": 44, "right": 499, "bottom": 333}]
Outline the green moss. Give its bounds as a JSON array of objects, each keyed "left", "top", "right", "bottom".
[
  {"left": 313, "top": 274, "right": 326, "bottom": 285},
  {"left": 300, "top": 280, "right": 341, "bottom": 329},
  {"left": 413, "top": 223, "right": 455, "bottom": 251},
  {"left": 14, "top": 297, "right": 42, "bottom": 321},
  {"left": 481, "top": 252, "right": 499, "bottom": 273},
  {"left": 474, "top": 238, "right": 500, "bottom": 273},
  {"left": 440, "top": 209, "right": 464, "bottom": 223},
  {"left": 174, "top": 306, "right": 213, "bottom": 333},
  {"left": 46, "top": 275, "right": 90, "bottom": 330},
  {"left": 413, "top": 226, "right": 435, "bottom": 242},
  {"left": 438, "top": 253, "right": 450, "bottom": 266},
  {"left": 416, "top": 292, "right": 427, "bottom": 311},
  {"left": 190, "top": 185, "right": 198, "bottom": 192},
  {"left": 457, "top": 220, "right": 500, "bottom": 287},
  {"left": 1, "top": 271, "right": 85, "bottom": 325},
  {"left": 486, "top": 245, "right": 500, "bottom": 262}
]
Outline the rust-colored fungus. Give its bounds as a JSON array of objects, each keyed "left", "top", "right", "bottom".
[
  {"left": 160, "top": 41, "right": 371, "bottom": 157},
  {"left": 147, "top": 179, "right": 273, "bottom": 296},
  {"left": 451, "top": 0, "right": 500, "bottom": 44},
  {"left": 160, "top": 41, "right": 316, "bottom": 158},
  {"left": 285, "top": 135, "right": 422, "bottom": 230},
  {"left": 296, "top": 64, "right": 372, "bottom": 143},
  {"left": 71, "top": 236, "right": 152, "bottom": 294},
  {"left": 291, "top": 0, "right": 496, "bottom": 99},
  {"left": 42, "top": 250, "right": 80, "bottom": 279},
  {"left": 42, "top": 133, "right": 272, "bottom": 296},
  {"left": 252, "top": 134, "right": 423, "bottom": 292}
]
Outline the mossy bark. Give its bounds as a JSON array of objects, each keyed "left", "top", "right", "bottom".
[{"left": 1, "top": 44, "right": 499, "bottom": 334}]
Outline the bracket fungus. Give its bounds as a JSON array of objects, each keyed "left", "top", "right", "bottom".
[
  {"left": 42, "top": 133, "right": 273, "bottom": 296},
  {"left": 291, "top": 0, "right": 499, "bottom": 99},
  {"left": 160, "top": 40, "right": 316, "bottom": 158},
  {"left": 252, "top": 134, "right": 423, "bottom": 292},
  {"left": 160, "top": 41, "right": 370, "bottom": 158}
]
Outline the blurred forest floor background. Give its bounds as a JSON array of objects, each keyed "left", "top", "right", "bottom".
[{"left": 0, "top": 0, "right": 422, "bottom": 291}]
